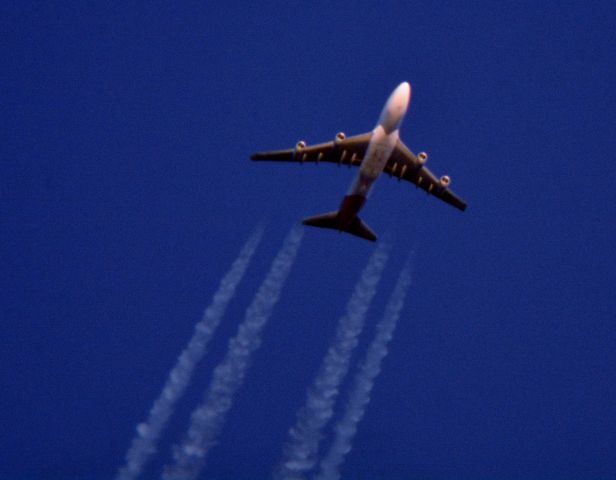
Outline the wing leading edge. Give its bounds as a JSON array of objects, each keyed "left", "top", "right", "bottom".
[{"left": 251, "top": 132, "right": 373, "bottom": 166}]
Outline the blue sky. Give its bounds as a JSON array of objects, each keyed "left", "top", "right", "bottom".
[{"left": 2, "top": 2, "right": 615, "bottom": 479}]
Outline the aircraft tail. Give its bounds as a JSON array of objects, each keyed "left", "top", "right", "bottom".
[{"left": 302, "top": 212, "right": 377, "bottom": 242}]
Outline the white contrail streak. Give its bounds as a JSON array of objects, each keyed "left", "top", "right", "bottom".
[
  {"left": 315, "top": 257, "right": 413, "bottom": 480},
  {"left": 162, "top": 226, "right": 304, "bottom": 480},
  {"left": 275, "top": 243, "right": 390, "bottom": 480},
  {"left": 115, "top": 226, "right": 264, "bottom": 480}
]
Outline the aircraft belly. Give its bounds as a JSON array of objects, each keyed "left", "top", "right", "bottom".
[{"left": 347, "top": 125, "right": 397, "bottom": 197}]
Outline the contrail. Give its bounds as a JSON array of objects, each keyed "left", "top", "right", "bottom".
[
  {"left": 275, "top": 242, "right": 390, "bottom": 480},
  {"left": 162, "top": 226, "right": 304, "bottom": 480},
  {"left": 115, "top": 226, "right": 264, "bottom": 480},
  {"left": 315, "top": 257, "right": 413, "bottom": 480}
]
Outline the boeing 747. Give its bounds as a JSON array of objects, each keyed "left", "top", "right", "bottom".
[{"left": 251, "top": 82, "right": 466, "bottom": 241}]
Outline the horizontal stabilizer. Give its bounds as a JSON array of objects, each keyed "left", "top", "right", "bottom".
[
  {"left": 302, "top": 212, "right": 377, "bottom": 242},
  {"left": 302, "top": 211, "right": 339, "bottom": 229}
]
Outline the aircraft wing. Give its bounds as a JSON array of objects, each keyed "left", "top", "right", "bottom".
[
  {"left": 251, "top": 132, "right": 373, "bottom": 166},
  {"left": 385, "top": 140, "right": 467, "bottom": 211}
]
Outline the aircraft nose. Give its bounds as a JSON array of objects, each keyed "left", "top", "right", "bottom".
[
  {"left": 378, "top": 81, "right": 412, "bottom": 133},
  {"left": 395, "top": 82, "right": 411, "bottom": 102},
  {"left": 392, "top": 82, "right": 411, "bottom": 113}
]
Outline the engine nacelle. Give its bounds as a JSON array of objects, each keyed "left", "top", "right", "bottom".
[
  {"left": 294, "top": 140, "right": 306, "bottom": 159},
  {"left": 335, "top": 132, "right": 346, "bottom": 143},
  {"left": 418, "top": 151, "right": 428, "bottom": 165},
  {"left": 439, "top": 175, "right": 451, "bottom": 187}
]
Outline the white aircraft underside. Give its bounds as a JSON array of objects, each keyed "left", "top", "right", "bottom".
[{"left": 251, "top": 82, "right": 466, "bottom": 241}]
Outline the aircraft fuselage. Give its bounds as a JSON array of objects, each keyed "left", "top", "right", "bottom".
[
  {"left": 252, "top": 80, "right": 466, "bottom": 241},
  {"left": 338, "top": 82, "right": 411, "bottom": 228}
]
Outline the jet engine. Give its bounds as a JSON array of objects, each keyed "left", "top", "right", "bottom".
[
  {"left": 439, "top": 175, "right": 451, "bottom": 187},
  {"left": 418, "top": 151, "right": 428, "bottom": 165},
  {"left": 335, "top": 132, "right": 346, "bottom": 142},
  {"left": 294, "top": 140, "right": 306, "bottom": 159}
]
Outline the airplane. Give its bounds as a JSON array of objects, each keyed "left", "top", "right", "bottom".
[{"left": 250, "top": 82, "right": 466, "bottom": 241}]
